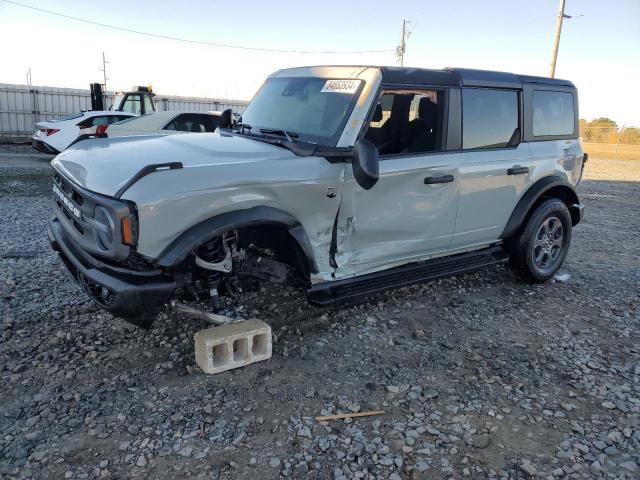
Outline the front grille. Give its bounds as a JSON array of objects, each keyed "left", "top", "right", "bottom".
[{"left": 52, "top": 167, "right": 135, "bottom": 262}]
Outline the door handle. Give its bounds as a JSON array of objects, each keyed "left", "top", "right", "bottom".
[
  {"left": 424, "top": 174, "right": 454, "bottom": 185},
  {"left": 507, "top": 166, "right": 529, "bottom": 175}
]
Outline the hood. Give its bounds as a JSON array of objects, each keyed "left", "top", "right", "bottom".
[{"left": 51, "top": 132, "right": 297, "bottom": 197}]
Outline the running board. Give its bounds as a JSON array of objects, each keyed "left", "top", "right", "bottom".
[{"left": 307, "top": 246, "right": 508, "bottom": 306}]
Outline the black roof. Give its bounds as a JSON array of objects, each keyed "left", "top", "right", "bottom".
[{"left": 380, "top": 66, "right": 574, "bottom": 89}]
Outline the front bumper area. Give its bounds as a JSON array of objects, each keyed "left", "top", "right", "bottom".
[{"left": 49, "top": 217, "right": 175, "bottom": 327}]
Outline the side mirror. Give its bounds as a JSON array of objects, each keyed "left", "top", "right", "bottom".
[
  {"left": 352, "top": 138, "right": 379, "bottom": 190},
  {"left": 219, "top": 109, "right": 233, "bottom": 129}
]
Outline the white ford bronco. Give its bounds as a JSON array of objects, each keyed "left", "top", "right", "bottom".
[{"left": 49, "top": 66, "right": 586, "bottom": 327}]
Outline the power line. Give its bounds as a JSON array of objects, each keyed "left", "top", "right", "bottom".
[{"left": 2, "top": 0, "right": 395, "bottom": 55}]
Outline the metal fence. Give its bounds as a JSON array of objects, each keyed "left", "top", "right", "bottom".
[
  {"left": 579, "top": 125, "right": 640, "bottom": 145},
  {"left": 580, "top": 125, "right": 640, "bottom": 161},
  {"left": 0, "top": 83, "right": 248, "bottom": 141}
]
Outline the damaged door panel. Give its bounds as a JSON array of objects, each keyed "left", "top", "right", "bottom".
[{"left": 335, "top": 155, "right": 460, "bottom": 277}]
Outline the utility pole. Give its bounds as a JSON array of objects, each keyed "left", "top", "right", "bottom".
[
  {"left": 549, "top": 0, "right": 566, "bottom": 78},
  {"left": 396, "top": 20, "right": 410, "bottom": 67},
  {"left": 100, "top": 52, "right": 109, "bottom": 91}
]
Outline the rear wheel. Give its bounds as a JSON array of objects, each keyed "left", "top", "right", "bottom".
[{"left": 508, "top": 198, "right": 572, "bottom": 282}]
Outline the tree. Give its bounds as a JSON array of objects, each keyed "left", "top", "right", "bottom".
[
  {"left": 586, "top": 117, "right": 618, "bottom": 143},
  {"left": 589, "top": 117, "right": 618, "bottom": 129}
]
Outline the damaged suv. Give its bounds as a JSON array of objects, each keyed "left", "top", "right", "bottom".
[{"left": 49, "top": 66, "right": 586, "bottom": 327}]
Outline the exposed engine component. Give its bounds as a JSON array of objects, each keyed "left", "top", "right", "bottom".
[
  {"left": 183, "top": 227, "right": 305, "bottom": 311},
  {"left": 190, "top": 233, "right": 239, "bottom": 306}
]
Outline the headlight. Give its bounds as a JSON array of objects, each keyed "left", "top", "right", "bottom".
[{"left": 94, "top": 206, "right": 115, "bottom": 250}]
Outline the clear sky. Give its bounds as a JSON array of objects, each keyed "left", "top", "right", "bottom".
[{"left": 1, "top": 0, "right": 638, "bottom": 125}]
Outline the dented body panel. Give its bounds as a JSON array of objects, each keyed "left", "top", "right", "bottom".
[{"left": 335, "top": 153, "right": 459, "bottom": 277}]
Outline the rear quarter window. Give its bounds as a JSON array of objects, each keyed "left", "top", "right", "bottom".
[{"left": 532, "top": 90, "right": 574, "bottom": 136}]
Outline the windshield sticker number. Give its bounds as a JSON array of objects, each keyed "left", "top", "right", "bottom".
[{"left": 321, "top": 80, "right": 360, "bottom": 94}]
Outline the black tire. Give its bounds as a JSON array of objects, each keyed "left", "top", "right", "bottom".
[{"left": 508, "top": 198, "right": 572, "bottom": 282}]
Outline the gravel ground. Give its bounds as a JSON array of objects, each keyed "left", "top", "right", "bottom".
[
  {"left": 0, "top": 144, "right": 41, "bottom": 155},
  {"left": 0, "top": 156, "right": 638, "bottom": 479}
]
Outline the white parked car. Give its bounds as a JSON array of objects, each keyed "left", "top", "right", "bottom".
[
  {"left": 105, "top": 111, "right": 221, "bottom": 138},
  {"left": 32, "top": 112, "right": 134, "bottom": 154},
  {"left": 32, "top": 86, "right": 157, "bottom": 154}
]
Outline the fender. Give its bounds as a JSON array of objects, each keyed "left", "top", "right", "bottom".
[
  {"left": 500, "top": 176, "right": 583, "bottom": 239},
  {"left": 156, "top": 206, "right": 318, "bottom": 273}
]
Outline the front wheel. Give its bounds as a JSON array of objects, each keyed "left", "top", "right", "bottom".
[{"left": 508, "top": 198, "right": 572, "bottom": 282}]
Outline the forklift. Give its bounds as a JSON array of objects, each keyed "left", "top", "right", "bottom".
[{"left": 90, "top": 83, "right": 156, "bottom": 115}]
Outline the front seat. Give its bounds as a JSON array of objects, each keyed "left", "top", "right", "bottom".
[
  {"left": 365, "top": 104, "right": 387, "bottom": 150},
  {"left": 406, "top": 97, "right": 438, "bottom": 153}
]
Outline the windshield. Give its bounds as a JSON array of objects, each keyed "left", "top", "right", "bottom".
[
  {"left": 110, "top": 93, "right": 125, "bottom": 111},
  {"left": 239, "top": 77, "right": 363, "bottom": 146}
]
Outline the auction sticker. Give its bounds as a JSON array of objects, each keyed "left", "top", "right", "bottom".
[{"left": 321, "top": 79, "right": 361, "bottom": 94}]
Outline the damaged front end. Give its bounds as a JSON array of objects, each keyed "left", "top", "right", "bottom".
[
  {"left": 49, "top": 168, "right": 311, "bottom": 327},
  {"left": 171, "top": 226, "right": 310, "bottom": 312},
  {"left": 49, "top": 169, "right": 176, "bottom": 327}
]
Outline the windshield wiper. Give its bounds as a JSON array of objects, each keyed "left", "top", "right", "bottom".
[
  {"left": 231, "top": 115, "right": 252, "bottom": 133},
  {"left": 259, "top": 128, "right": 298, "bottom": 143}
]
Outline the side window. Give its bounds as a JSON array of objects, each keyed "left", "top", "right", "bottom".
[
  {"left": 121, "top": 94, "right": 142, "bottom": 114},
  {"left": 91, "top": 116, "right": 109, "bottom": 126},
  {"left": 78, "top": 116, "right": 106, "bottom": 128},
  {"left": 532, "top": 90, "right": 574, "bottom": 136},
  {"left": 201, "top": 114, "right": 219, "bottom": 132},
  {"left": 364, "top": 89, "right": 445, "bottom": 156},
  {"left": 164, "top": 114, "right": 218, "bottom": 133},
  {"left": 143, "top": 95, "right": 155, "bottom": 114},
  {"left": 462, "top": 89, "right": 518, "bottom": 149},
  {"left": 164, "top": 117, "right": 177, "bottom": 131},
  {"left": 164, "top": 114, "right": 201, "bottom": 132},
  {"left": 105, "top": 115, "right": 124, "bottom": 124}
]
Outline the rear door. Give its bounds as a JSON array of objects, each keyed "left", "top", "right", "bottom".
[
  {"left": 450, "top": 87, "right": 533, "bottom": 248},
  {"left": 524, "top": 85, "right": 583, "bottom": 185}
]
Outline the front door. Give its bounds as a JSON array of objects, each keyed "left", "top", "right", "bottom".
[{"left": 335, "top": 88, "right": 460, "bottom": 276}]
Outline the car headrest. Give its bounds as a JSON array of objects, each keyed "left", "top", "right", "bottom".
[
  {"left": 372, "top": 104, "right": 383, "bottom": 123},
  {"left": 418, "top": 97, "right": 438, "bottom": 127}
]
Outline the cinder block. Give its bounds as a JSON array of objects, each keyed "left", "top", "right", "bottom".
[{"left": 194, "top": 319, "right": 272, "bottom": 374}]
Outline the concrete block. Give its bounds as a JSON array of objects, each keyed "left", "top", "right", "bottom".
[{"left": 194, "top": 319, "right": 272, "bottom": 374}]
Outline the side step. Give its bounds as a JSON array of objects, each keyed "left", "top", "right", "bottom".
[{"left": 307, "top": 246, "right": 508, "bottom": 306}]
